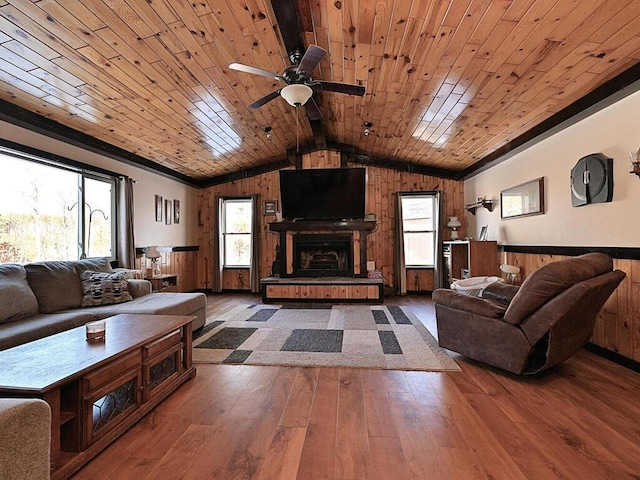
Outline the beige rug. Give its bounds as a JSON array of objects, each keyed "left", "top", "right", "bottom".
[{"left": 193, "top": 304, "right": 460, "bottom": 371}]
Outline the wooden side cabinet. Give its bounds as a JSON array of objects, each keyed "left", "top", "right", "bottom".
[
  {"left": 146, "top": 274, "right": 179, "bottom": 292},
  {"left": 443, "top": 240, "right": 500, "bottom": 286}
]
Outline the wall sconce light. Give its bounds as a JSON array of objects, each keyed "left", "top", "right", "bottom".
[
  {"left": 629, "top": 147, "right": 640, "bottom": 177},
  {"left": 363, "top": 121, "right": 372, "bottom": 136},
  {"left": 263, "top": 126, "right": 272, "bottom": 141},
  {"left": 446, "top": 216, "right": 462, "bottom": 240}
]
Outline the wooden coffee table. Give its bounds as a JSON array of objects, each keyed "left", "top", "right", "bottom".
[{"left": 0, "top": 314, "right": 196, "bottom": 480}]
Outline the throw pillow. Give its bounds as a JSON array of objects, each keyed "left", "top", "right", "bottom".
[
  {"left": 80, "top": 271, "right": 133, "bottom": 307},
  {"left": 0, "top": 264, "right": 39, "bottom": 324},
  {"left": 25, "top": 261, "right": 84, "bottom": 313}
]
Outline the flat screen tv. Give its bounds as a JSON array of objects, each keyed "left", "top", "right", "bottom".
[{"left": 279, "top": 168, "right": 366, "bottom": 221}]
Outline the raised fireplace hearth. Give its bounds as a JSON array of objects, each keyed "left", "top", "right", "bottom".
[{"left": 294, "top": 234, "right": 353, "bottom": 277}]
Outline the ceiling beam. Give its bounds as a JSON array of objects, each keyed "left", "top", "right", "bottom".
[
  {"left": 270, "top": 0, "right": 304, "bottom": 56},
  {"left": 197, "top": 159, "right": 293, "bottom": 188},
  {"left": 271, "top": 0, "right": 327, "bottom": 150}
]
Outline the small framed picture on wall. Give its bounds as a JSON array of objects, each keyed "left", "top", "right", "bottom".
[
  {"left": 173, "top": 200, "right": 180, "bottom": 224},
  {"left": 165, "top": 199, "right": 172, "bottom": 225},
  {"left": 155, "top": 195, "right": 163, "bottom": 222},
  {"left": 263, "top": 200, "right": 277, "bottom": 215}
]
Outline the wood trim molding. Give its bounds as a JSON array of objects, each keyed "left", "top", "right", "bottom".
[
  {"left": 499, "top": 244, "right": 640, "bottom": 260},
  {"left": 135, "top": 246, "right": 199, "bottom": 255},
  {"left": 585, "top": 343, "right": 640, "bottom": 374},
  {"left": 0, "top": 99, "right": 199, "bottom": 187},
  {"left": 463, "top": 62, "right": 640, "bottom": 179}
]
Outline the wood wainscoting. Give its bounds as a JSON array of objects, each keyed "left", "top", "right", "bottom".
[
  {"left": 134, "top": 248, "right": 198, "bottom": 293},
  {"left": 500, "top": 247, "right": 640, "bottom": 363}
]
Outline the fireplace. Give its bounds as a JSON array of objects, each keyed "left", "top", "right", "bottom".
[
  {"left": 293, "top": 234, "right": 353, "bottom": 277},
  {"left": 269, "top": 220, "right": 375, "bottom": 278}
]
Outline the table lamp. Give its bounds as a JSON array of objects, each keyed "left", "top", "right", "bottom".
[
  {"left": 447, "top": 216, "right": 462, "bottom": 240},
  {"left": 146, "top": 246, "right": 161, "bottom": 277}
]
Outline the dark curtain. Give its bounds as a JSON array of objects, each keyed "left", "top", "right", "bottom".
[
  {"left": 116, "top": 176, "right": 135, "bottom": 268},
  {"left": 212, "top": 195, "right": 224, "bottom": 293},
  {"left": 433, "top": 191, "right": 443, "bottom": 289},
  {"left": 394, "top": 192, "right": 407, "bottom": 295},
  {"left": 249, "top": 194, "right": 260, "bottom": 293}
]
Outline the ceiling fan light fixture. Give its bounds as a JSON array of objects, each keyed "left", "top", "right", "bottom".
[{"left": 280, "top": 84, "right": 312, "bottom": 107}]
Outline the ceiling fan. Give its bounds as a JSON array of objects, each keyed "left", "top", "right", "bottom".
[{"left": 229, "top": 45, "right": 365, "bottom": 120}]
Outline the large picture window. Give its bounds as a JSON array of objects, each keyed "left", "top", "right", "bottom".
[
  {"left": 222, "top": 198, "right": 253, "bottom": 267},
  {"left": 0, "top": 149, "right": 116, "bottom": 263}
]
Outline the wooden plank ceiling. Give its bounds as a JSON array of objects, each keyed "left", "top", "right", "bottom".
[{"left": 1, "top": 0, "right": 639, "bottom": 184}]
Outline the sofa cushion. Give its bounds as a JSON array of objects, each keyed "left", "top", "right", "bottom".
[
  {"left": 75, "top": 257, "right": 113, "bottom": 274},
  {"left": 25, "top": 258, "right": 113, "bottom": 313},
  {"left": 69, "top": 292, "right": 207, "bottom": 329},
  {"left": 0, "top": 311, "right": 97, "bottom": 351},
  {"left": 0, "top": 264, "right": 39, "bottom": 324},
  {"left": 80, "top": 271, "right": 133, "bottom": 307}
]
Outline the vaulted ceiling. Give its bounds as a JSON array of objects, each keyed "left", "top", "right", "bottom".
[{"left": 1, "top": 0, "right": 639, "bottom": 186}]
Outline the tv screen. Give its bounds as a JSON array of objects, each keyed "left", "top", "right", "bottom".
[{"left": 279, "top": 168, "right": 366, "bottom": 221}]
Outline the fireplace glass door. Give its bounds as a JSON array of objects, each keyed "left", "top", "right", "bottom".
[{"left": 293, "top": 234, "right": 353, "bottom": 277}]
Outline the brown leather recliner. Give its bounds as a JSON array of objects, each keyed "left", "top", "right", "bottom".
[{"left": 432, "top": 253, "right": 625, "bottom": 374}]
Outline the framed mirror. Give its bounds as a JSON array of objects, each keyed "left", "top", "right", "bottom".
[{"left": 500, "top": 177, "right": 545, "bottom": 219}]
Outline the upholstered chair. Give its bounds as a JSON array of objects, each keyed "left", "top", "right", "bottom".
[{"left": 432, "top": 253, "right": 625, "bottom": 374}]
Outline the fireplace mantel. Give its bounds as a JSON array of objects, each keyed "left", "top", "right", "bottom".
[
  {"left": 268, "top": 220, "right": 376, "bottom": 278},
  {"left": 269, "top": 220, "right": 376, "bottom": 233}
]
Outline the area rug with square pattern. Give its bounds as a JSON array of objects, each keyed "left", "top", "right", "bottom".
[{"left": 193, "top": 304, "right": 460, "bottom": 371}]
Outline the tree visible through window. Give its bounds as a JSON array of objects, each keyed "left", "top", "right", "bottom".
[
  {"left": 401, "top": 194, "right": 437, "bottom": 267},
  {"left": 223, "top": 198, "right": 253, "bottom": 267},
  {"left": 0, "top": 150, "right": 115, "bottom": 263}
]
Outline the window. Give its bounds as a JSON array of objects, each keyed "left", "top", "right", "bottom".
[
  {"left": 400, "top": 194, "right": 437, "bottom": 267},
  {"left": 0, "top": 149, "right": 116, "bottom": 263},
  {"left": 222, "top": 198, "right": 253, "bottom": 267}
]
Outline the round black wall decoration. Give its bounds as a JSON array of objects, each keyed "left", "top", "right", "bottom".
[{"left": 570, "top": 153, "right": 613, "bottom": 207}]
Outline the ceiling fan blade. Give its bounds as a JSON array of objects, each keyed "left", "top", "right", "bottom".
[
  {"left": 229, "top": 62, "right": 281, "bottom": 80},
  {"left": 314, "top": 81, "right": 365, "bottom": 96},
  {"left": 248, "top": 90, "right": 281, "bottom": 109},
  {"left": 305, "top": 97, "right": 322, "bottom": 121},
  {"left": 296, "top": 45, "right": 327, "bottom": 74}
]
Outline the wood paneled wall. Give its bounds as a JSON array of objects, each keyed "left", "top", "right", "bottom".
[
  {"left": 501, "top": 252, "right": 639, "bottom": 363},
  {"left": 134, "top": 250, "right": 198, "bottom": 293},
  {"left": 196, "top": 149, "right": 465, "bottom": 291}
]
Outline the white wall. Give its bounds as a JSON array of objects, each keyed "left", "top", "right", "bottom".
[
  {"left": 464, "top": 88, "right": 640, "bottom": 247},
  {"left": 1, "top": 121, "right": 198, "bottom": 248}
]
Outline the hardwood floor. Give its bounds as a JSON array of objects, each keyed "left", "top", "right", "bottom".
[{"left": 71, "top": 293, "right": 640, "bottom": 479}]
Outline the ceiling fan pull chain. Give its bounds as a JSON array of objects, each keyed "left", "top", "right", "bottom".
[{"left": 296, "top": 106, "right": 299, "bottom": 152}]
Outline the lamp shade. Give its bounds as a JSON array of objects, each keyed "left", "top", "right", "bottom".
[
  {"left": 446, "top": 216, "right": 462, "bottom": 229},
  {"left": 146, "top": 246, "right": 161, "bottom": 259},
  {"left": 500, "top": 264, "right": 520, "bottom": 275},
  {"left": 280, "top": 84, "right": 313, "bottom": 106}
]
